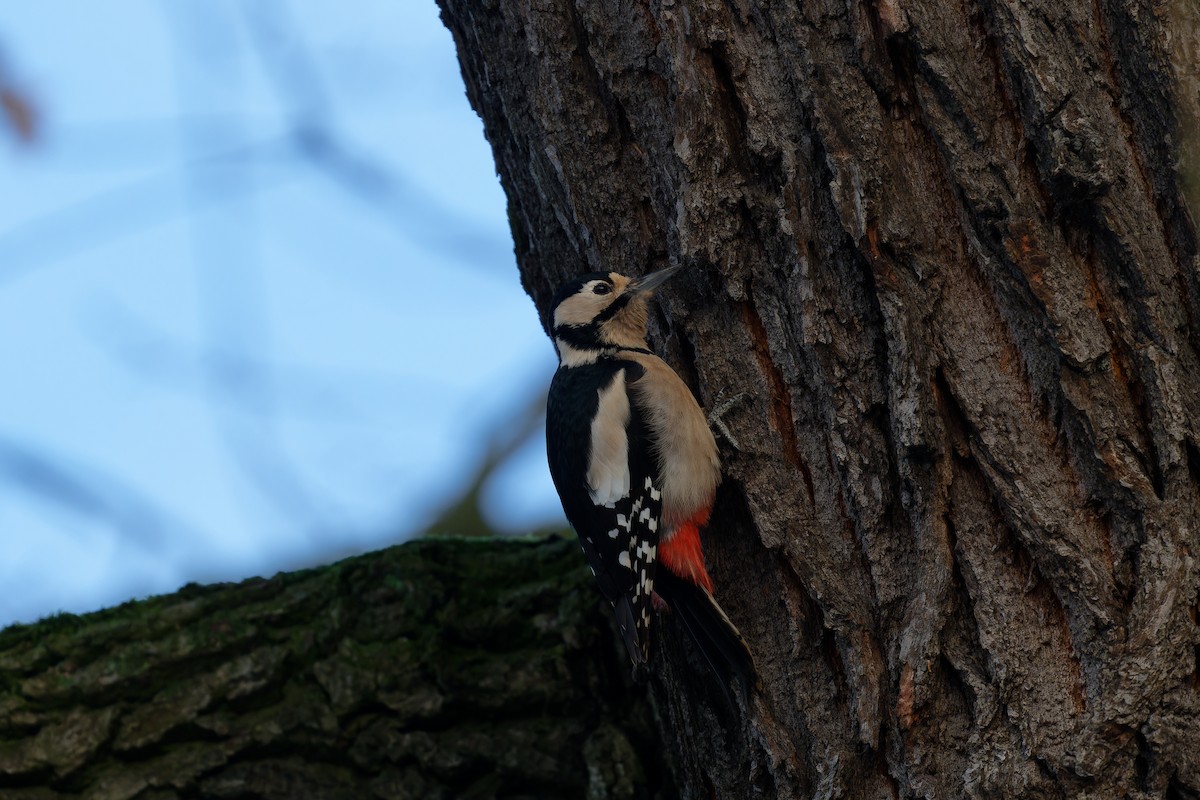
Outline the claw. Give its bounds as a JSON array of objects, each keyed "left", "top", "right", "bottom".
[{"left": 707, "top": 390, "right": 750, "bottom": 450}]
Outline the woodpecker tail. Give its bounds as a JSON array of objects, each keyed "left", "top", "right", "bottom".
[{"left": 654, "top": 567, "right": 759, "bottom": 692}]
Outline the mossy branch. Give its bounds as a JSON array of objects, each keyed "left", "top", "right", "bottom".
[{"left": 0, "top": 537, "right": 671, "bottom": 799}]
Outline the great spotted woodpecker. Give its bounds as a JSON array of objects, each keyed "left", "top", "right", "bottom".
[{"left": 545, "top": 266, "right": 756, "bottom": 687}]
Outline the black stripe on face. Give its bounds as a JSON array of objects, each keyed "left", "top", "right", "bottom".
[
  {"left": 554, "top": 323, "right": 603, "bottom": 350},
  {"left": 593, "top": 291, "right": 632, "bottom": 324}
]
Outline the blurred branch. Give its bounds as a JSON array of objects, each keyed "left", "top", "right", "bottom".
[
  {"left": 0, "top": 122, "right": 508, "bottom": 289},
  {"left": 0, "top": 45, "right": 37, "bottom": 145},
  {"left": 291, "top": 125, "right": 513, "bottom": 264},
  {"left": 88, "top": 302, "right": 437, "bottom": 422},
  {"left": 421, "top": 388, "right": 553, "bottom": 538},
  {"left": 158, "top": 2, "right": 336, "bottom": 538},
  {"left": 237, "top": 1, "right": 513, "bottom": 266},
  {"left": 0, "top": 85, "right": 36, "bottom": 144},
  {"left": 161, "top": 1, "right": 519, "bottom": 539},
  {"left": 0, "top": 135, "right": 296, "bottom": 287},
  {"left": 0, "top": 435, "right": 191, "bottom": 551},
  {"left": 0, "top": 5, "right": 545, "bottom": 597}
]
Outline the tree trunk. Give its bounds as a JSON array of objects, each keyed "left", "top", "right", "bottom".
[
  {"left": 438, "top": 0, "right": 1200, "bottom": 796},
  {"left": 0, "top": 537, "right": 671, "bottom": 799}
]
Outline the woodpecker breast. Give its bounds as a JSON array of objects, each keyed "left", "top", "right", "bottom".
[{"left": 621, "top": 350, "right": 719, "bottom": 528}]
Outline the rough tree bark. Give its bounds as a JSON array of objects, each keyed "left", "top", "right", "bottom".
[
  {"left": 0, "top": 538, "right": 669, "bottom": 799},
  {"left": 439, "top": 0, "right": 1200, "bottom": 797}
]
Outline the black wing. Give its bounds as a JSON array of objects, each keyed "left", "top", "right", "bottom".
[{"left": 546, "top": 359, "right": 660, "bottom": 665}]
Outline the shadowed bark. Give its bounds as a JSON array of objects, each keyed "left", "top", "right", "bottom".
[
  {"left": 0, "top": 537, "right": 671, "bottom": 799},
  {"left": 438, "top": 0, "right": 1200, "bottom": 796}
]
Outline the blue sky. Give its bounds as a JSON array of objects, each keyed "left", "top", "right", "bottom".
[{"left": 0, "top": 0, "right": 563, "bottom": 627}]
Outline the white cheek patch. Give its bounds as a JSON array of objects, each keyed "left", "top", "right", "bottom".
[
  {"left": 587, "top": 370, "right": 631, "bottom": 506},
  {"left": 556, "top": 340, "right": 601, "bottom": 367}
]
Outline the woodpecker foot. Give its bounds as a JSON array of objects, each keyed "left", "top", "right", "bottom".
[
  {"left": 652, "top": 591, "right": 671, "bottom": 613},
  {"left": 708, "top": 391, "right": 750, "bottom": 450}
]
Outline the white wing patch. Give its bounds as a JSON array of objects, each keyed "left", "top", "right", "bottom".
[{"left": 587, "top": 369, "right": 631, "bottom": 507}]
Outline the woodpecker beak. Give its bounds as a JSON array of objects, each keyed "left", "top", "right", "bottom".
[{"left": 628, "top": 264, "right": 682, "bottom": 295}]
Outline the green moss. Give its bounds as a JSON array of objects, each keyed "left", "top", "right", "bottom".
[{"left": 0, "top": 536, "right": 670, "bottom": 798}]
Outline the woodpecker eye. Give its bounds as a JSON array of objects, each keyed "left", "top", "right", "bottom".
[{"left": 593, "top": 283, "right": 611, "bottom": 296}]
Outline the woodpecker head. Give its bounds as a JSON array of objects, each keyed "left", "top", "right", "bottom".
[{"left": 550, "top": 265, "right": 681, "bottom": 363}]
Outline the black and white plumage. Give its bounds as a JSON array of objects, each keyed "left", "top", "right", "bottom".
[
  {"left": 547, "top": 355, "right": 661, "bottom": 664},
  {"left": 545, "top": 267, "right": 756, "bottom": 687}
]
